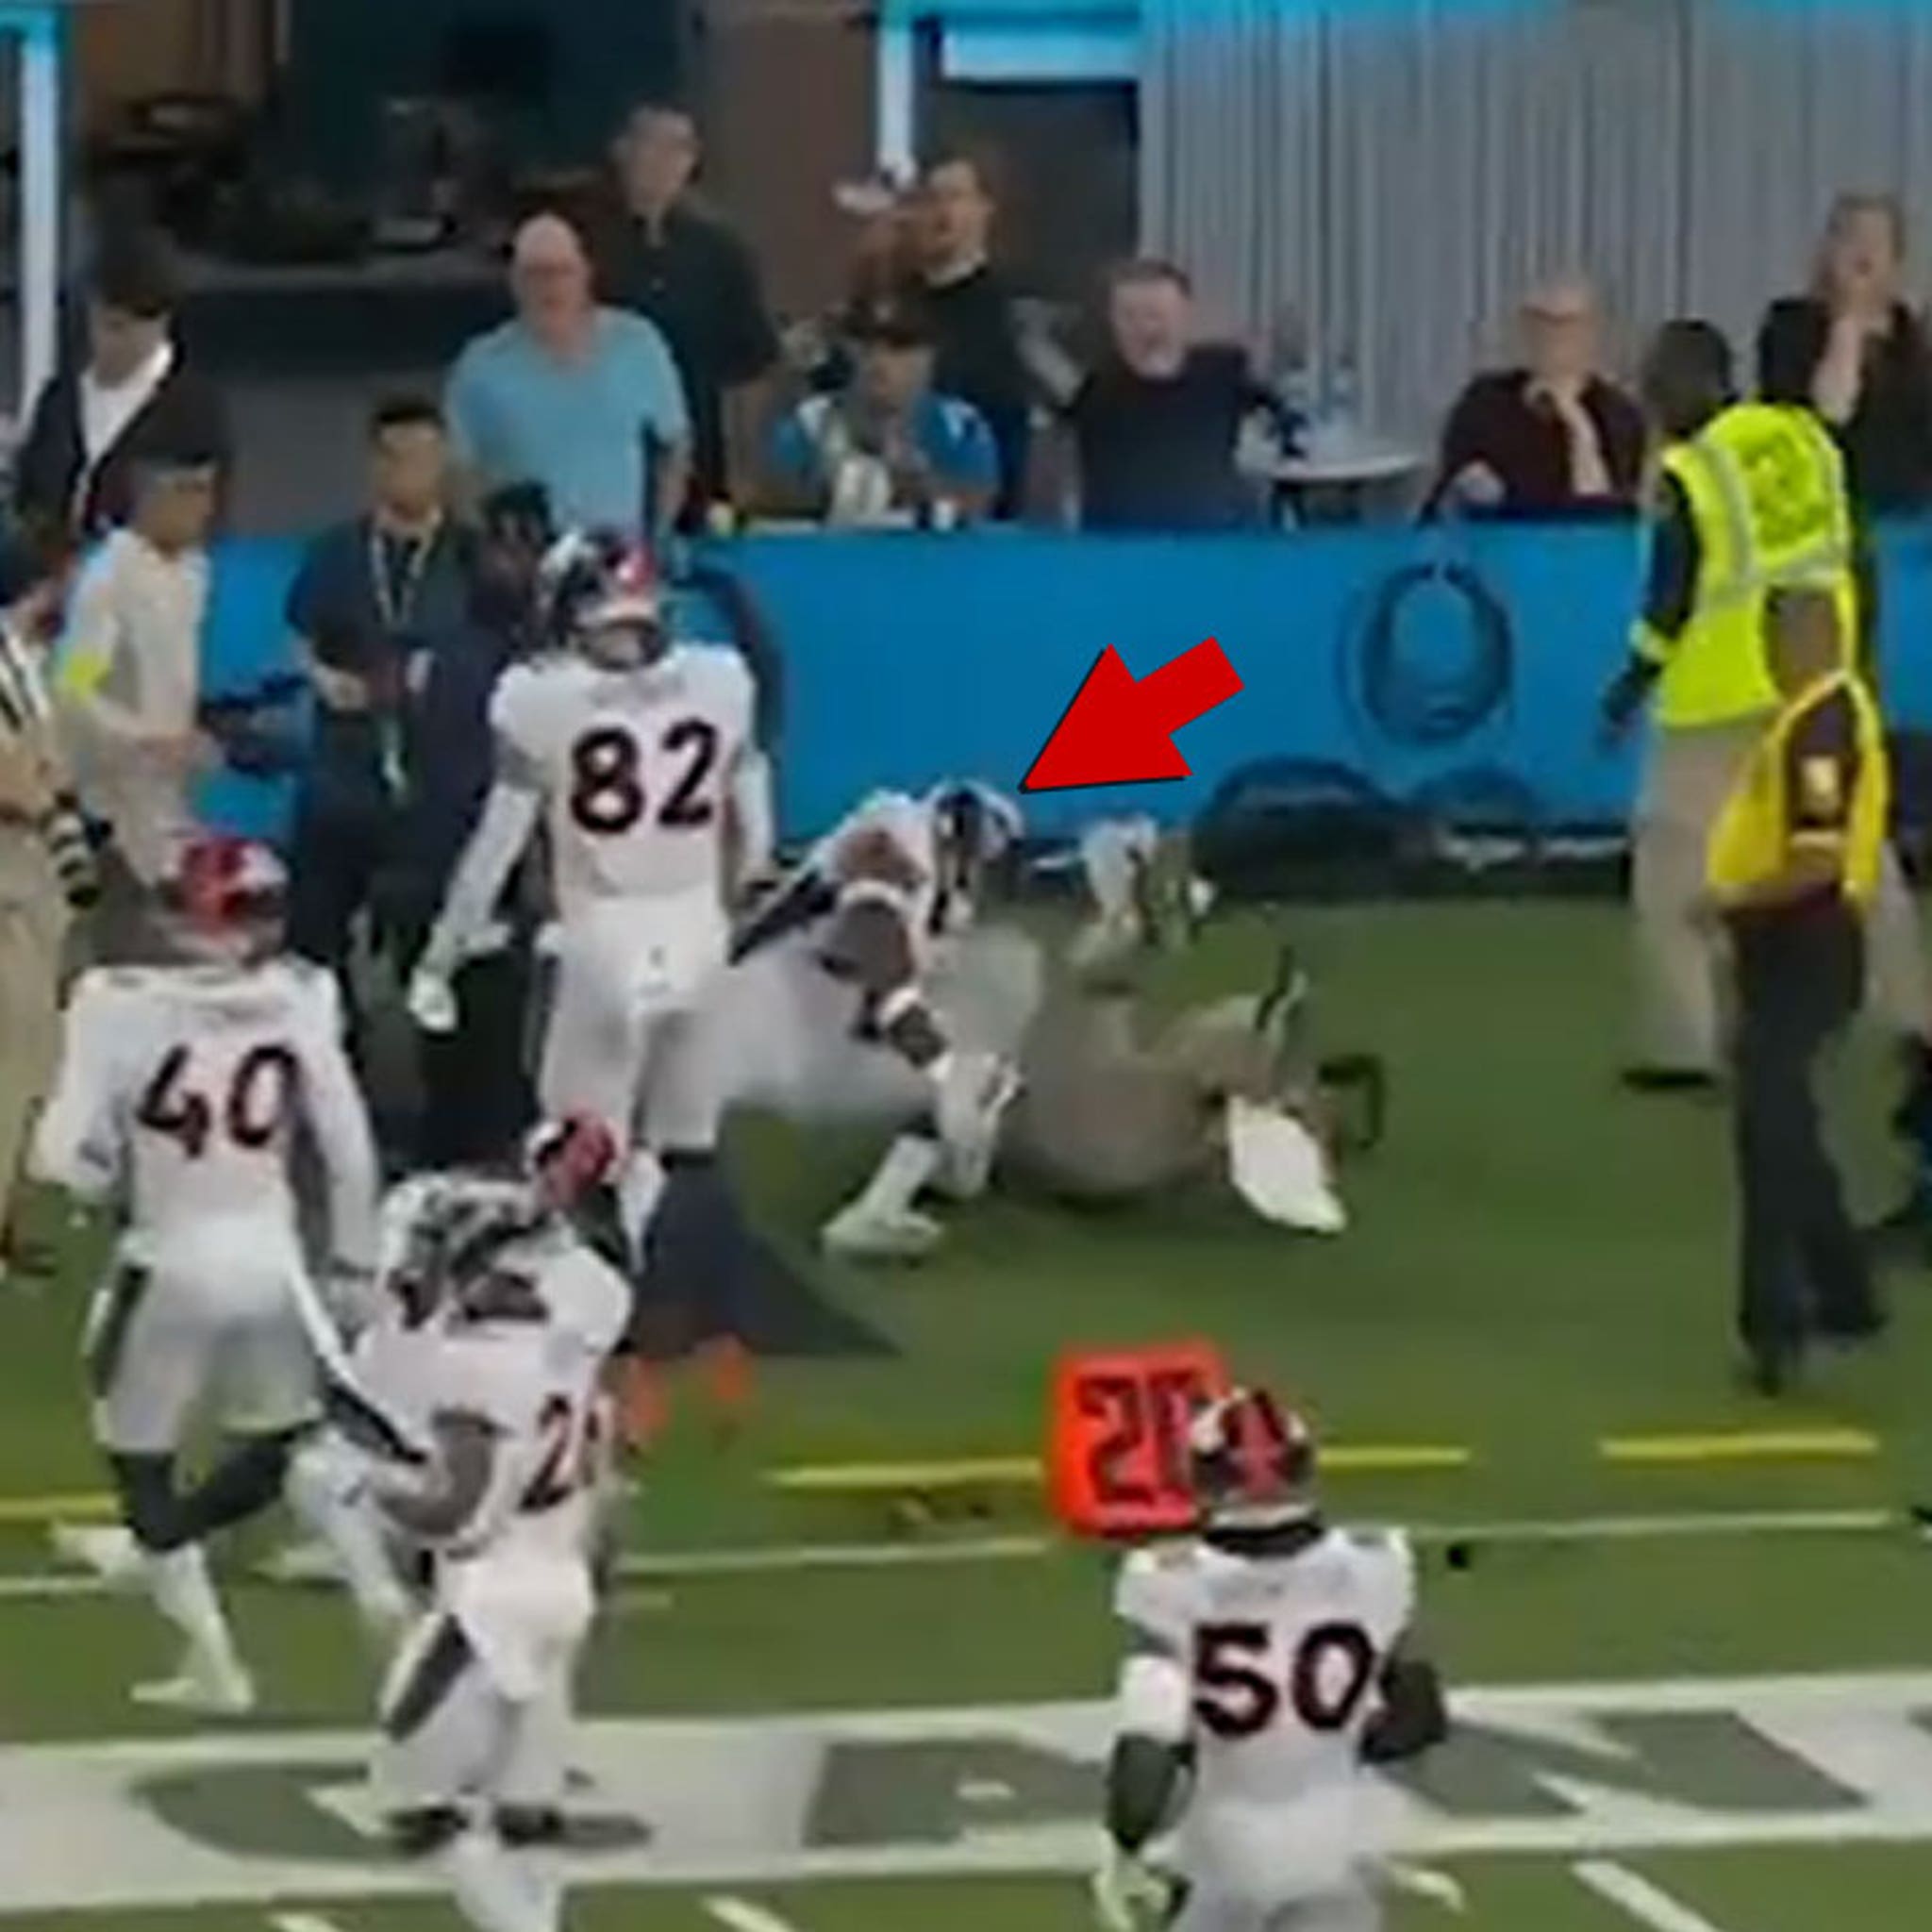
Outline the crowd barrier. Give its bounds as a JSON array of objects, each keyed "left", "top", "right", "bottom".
[{"left": 192, "top": 520, "right": 1932, "bottom": 846}]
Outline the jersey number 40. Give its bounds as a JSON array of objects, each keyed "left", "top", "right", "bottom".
[
  {"left": 569, "top": 719, "right": 720, "bottom": 837},
  {"left": 135, "top": 1042, "right": 295, "bottom": 1160},
  {"left": 1192, "top": 1620, "right": 1378, "bottom": 1740}
]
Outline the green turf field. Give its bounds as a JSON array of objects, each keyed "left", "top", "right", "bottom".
[{"left": 7, "top": 901, "right": 1932, "bottom": 1931}]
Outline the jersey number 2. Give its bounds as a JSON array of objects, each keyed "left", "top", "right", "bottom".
[
  {"left": 520, "top": 1393, "right": 606, "bottom": 1513},
  {"left": 135, "top": 1043, "right": 296, "bottom": 1160},
  {"left": 569, "top": 719, "right": 719, "bottom": 836},
  {"left": 1192, "top": 1620, "right": 1378, "bottom": 1740}
]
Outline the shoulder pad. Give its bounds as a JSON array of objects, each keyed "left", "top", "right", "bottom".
[{"left": 1115, "top": 1539, "right": 1205, "bottom": 1638}]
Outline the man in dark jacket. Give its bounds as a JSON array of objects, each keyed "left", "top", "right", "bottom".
[
  {"left": 13, "top": 230, "right": 230, "bottom": 543},
  {"left": 386, "top": 484, "right": 553, "bottom": 1169}
]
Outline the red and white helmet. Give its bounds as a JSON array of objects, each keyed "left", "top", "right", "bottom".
[
  {"left": 1189, "top": 1386, "right": 1319, "bottom": 1526},
  {"left": 155, "top": 833, "right": 287, "bottom": 962},
  {"left": 524, "top": 1112, "right": 619, "bottom": 1211},
  {"left": 539, "top": 527, "right": 667, "bottom": 668}
]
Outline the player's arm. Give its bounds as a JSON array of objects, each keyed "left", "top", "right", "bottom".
[
  {"left": 417, "top": 693, "right": 546, "bottom": 980},
  {"left": 28, "top": 973, "right": 127, "bottom": 1204},
  {"left": 291, "top": 971, "right": 382, "bottom": 1288},
  {"left": 1360, "top": 1634, "right": 1449, "bottom": 1764},
  {"left": 1105, "top": 1552, "right": 1196, "bottom": 1849},
  {"left": 722, "top": 663, "right": 775, "bottom": 894},
  {"left": 371, "top": 1407, "right": 502, "bottom": 1545},
  {"left": 1357, "top": 1532, "right": 1448, "bottom": 1765},
  {"left": 822, "top": 825, "right": 949, "bottom": 1073}
]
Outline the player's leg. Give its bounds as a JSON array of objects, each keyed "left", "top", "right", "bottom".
[
  {"left": 492, "top": 1656, "right": 577, "bottom": 1844},
  {"left": 282, "top": 1425, "right": 415, "bottom": 1642},
  {"left": 57, "top": 1258, "right": 257, "bottom": 1711},
  {"left": 375, "top": 1614, "right": 556, "bottom": 1932}
]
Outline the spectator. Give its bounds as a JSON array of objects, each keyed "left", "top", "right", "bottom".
[
  {"left": 13, "top": 229, "right": 230, "bottom": 544},
  {"left": 390, "top": 484, "right": 552, "bottom": 1168},
  {"left": 1068, "top": 259, "right": 1276, "bottom": 533},
  {"left": 447, "top": 212, "right": 691, "bottom": 534},
  {"left": 595, "top": 99, "right": 779, "bottom": 523},
  {"left": 0, "top": 530, "right": 85, "bottom": 1285},
  {"left": 766, "top": 307, "right": 998, "bottom": 526},
  {"left": 53, "top": 437, "right": 221, "bottom": 955},
  {"left": 284, "top": 395, "right": 475, "bottom": 997},
  {"left": 909, "top": 152, "right": 1032, "bottom": 518},
  {"left": 1432, "top": 275, "right": 1644, "bottom": 519},
  {"left": 1773, "top": 192, "right": 1932, "bottom": 512}
]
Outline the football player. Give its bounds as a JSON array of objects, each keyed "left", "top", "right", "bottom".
[
  {"left": 1096, "top": 1389, "right": 1448, "bottom": 1932},
  {"left": 33, "top": 835, "right": 380, "bottom": 1712},
  {"left": 281, "top": 1116, "right": 625, "bottom": 1671},
  {"left": 408, "top": 528, "right": 771, "bottom": 1433},
  {"left": 718, "top": 779, "right": 1031, "bottom": 1258},
  {"left": 366, "top": 1155, "right": 629, "bottom": 1932}
]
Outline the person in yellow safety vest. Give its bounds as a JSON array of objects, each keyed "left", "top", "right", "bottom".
[{"left": 1598, "top": 306, "right": 1926, "bottom": 1092}]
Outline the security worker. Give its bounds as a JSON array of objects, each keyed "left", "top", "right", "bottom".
[
  {"left": 1601, "top": 308, "right": 1924, "bottom": 1087},
  {"left": 1707, "top": 587, "right": 1885, "bottom": 1392}
]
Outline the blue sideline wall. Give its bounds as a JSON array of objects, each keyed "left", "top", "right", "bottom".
[{"left": 192, "top": 524, "right": 1932, "bottom": 845}]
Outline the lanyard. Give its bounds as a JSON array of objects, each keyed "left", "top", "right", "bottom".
[{"left": 369, "top": 517, "right": 441, "bottom": 635}]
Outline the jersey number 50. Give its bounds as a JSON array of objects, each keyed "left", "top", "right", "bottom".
[
  {"left": 135, "top": 1043, "right": 296, "bottom": 1160},
  {"left": 569, "top": 719, "right": 720, "bottom": 837},
  {"left": 1192, "top": 1620, "right": 1378, "bottom": 1740}
]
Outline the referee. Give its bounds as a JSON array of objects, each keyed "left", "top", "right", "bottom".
[{"left": 1707, "top": 586, "right": 1886, "bottom": 1394}]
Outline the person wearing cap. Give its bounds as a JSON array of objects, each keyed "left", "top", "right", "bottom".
[
  {"left": 1600, "top": 307, "right": 1923, "bottom": 1089},
  {"left": 53, "top": 435, "right": 224, "bottom": 961},
  {"left": 764, "top": 305, "right": 998, "bottom": 527}
]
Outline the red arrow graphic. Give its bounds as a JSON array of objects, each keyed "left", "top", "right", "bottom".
[{"left": 1023, "top": 638, "right": 1244, "bottom": 792}]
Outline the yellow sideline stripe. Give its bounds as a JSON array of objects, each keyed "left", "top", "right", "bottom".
[
  {"left": 0, "top": 1491, "right": 114, "bottom": 1526},
  {"left": 1599, "top": 1428, "right": 1880, "bottom": 1465},
  {"left": 767, "top": 1444, "right": 1474, "bottom": 1494}
]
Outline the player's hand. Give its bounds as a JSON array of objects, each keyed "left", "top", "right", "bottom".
[
  {"left": 1091, "top": 1843, "right": 1176, "bottom": 1932},
  {"left": 407, "top": 964, "right": 458, "bottom": 1036}
]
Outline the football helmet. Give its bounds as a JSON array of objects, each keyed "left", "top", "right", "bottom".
[
  {"left": 525, "top": 1112, "right": 619, "bottom": 1211},
  {"left": 926, "top": 780, "right": 1023, "bottom": 933},
  {"left": 538, "top": 527, "right": 668, "bottom": 668},
  {"left": 1189, "top": 1386, "right": 1318, "bottom": 1526},
  {"left": 154, "top": 834, "right": 287, "bottom": 963}
]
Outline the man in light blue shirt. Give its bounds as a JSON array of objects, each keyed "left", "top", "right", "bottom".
[{"left": 447, "top": 212, "right": 691, "bottom": 534}]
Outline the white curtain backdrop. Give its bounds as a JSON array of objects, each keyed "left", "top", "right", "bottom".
[{"left": 1141, "top": 0, "right": 1932, "bottom": 444}]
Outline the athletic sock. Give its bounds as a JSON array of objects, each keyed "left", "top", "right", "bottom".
[
  {"left": 852, "top": 1133, "right": 942, "bottom": 1220},
  {"left": 145, "top": 1542, "right": 244, "bottom": 1682}
]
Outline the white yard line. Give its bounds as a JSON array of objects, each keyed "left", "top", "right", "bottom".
[
  {"left": 269, "top": 1913, "right": 352, "bottom": 1932},
  {"left": 0, "top": 1507, "right": 1899, "bottom": 1605},
  {"left": 1574, "top": 1859, "right": 1733, "bottom": 1932},
  {"left": 705, "top": 1895, "right": 803, "bottom": 1932}
]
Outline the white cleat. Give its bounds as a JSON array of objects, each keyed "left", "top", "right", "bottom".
[
  {"left": 50, "top": 1521, "right": 144, "bottom": 1588},
  {"left": 820, "top": 1203, "right": 946, "bottom": 1263},
  {"left": 132, "top": 1658, "right": 257, "bottom": 1717}
]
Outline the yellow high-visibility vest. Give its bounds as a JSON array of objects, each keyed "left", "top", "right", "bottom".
[
  {"left": 1707, "top": 669, "right": 1887, "bottom": 904},
  {"left": 1636, "top": 402, "right": 1857, "bottom": 727}
]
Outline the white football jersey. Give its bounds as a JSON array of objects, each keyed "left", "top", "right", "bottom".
[
  {"left": 493, "top": 641, "right": 754, "bottom": 919},
  {"left": 33, "top": 958, "right": 378, "bottom": 1274},
  {"left": 1115, "top": 1526, "right": 1415, "bottom": 1821}
]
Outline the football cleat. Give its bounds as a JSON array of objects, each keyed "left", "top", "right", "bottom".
[
  {"left": 132, "top": 1654, "right": 257, "bottom": 1717},
  {"left": 820, "top": 1201, "right": 945, "bottom": 1263}
]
